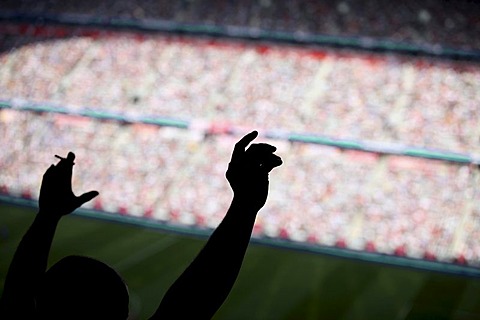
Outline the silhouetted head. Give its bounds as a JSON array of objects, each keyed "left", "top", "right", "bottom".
[{"left": 35, "top": 255, "right": 129, "bottom": 319}]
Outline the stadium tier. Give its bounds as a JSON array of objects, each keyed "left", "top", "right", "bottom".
[
  {"left": 1, "top": 24, "right": 480, "bottom": 267},
  {"left": 1, "top": 25, "right": 480, "bottom": 154},
  {"left": 1, "top": 0, "right": 480, "bottom": 53}
]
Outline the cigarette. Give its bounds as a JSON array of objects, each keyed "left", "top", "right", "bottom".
[{"left": 55, "top": 154, "right": 75, "bottom": 165}]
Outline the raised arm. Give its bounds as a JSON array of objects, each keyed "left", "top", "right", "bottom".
[
  {"left": 152, "top": 131, "right": 282, "bottom": 319},
  {"left": 0, "top": 152, "right": 98, "bottom": 318}
]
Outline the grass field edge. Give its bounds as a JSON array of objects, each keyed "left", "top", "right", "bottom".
[{"left": 1, "top": 194, "right": 479, "bottom": 279}]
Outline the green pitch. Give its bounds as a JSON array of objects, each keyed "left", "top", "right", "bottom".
[{"left": 1, "top": 203, "right": 480, "bottom": 320}]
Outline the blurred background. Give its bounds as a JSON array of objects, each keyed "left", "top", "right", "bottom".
[{"left": 0, "top": 1, "right": 480, "bottom": 319}]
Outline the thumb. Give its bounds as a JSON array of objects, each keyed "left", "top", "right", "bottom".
[
  {"left": 262, "top": 154, "right": 283, "bottom": 173},
  {"left": 76, "top": 190, "right": 99, "bottom": 207}
]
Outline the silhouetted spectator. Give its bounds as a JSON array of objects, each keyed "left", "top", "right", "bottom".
[{"left": 0, "top": 131, "right": 282, "bottom": 319}]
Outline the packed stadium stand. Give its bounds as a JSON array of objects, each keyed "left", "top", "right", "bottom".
[
  {"left": 1, "top": 1, "right": 480, "bottom": 267},
  {"left": 1, "top": 27, "right": 479, "bottom": 153}
]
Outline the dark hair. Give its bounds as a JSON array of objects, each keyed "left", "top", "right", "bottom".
[{"left": 35, "top": 255, "right": 129, "bottom": 319}]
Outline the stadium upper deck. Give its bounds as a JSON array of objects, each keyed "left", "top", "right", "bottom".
[
  {"left": 0, "top": 0, "right": 480, "bottom": 55},
  {"left": 1, "top": 25, "right": 479, "bottom": 155}
]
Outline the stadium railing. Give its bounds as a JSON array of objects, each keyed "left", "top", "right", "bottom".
[{"left": 1, "top": 99, "right": 478, "bottom": 165}]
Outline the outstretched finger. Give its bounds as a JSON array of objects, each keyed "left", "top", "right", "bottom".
[
  {"left": 76, "top": 190, "right": 99, "bottom": 208},
  {"left": 55, "top": 152, "right": 75, "bottom": 166},
  {"left": 231, "top": 131, "right": 258, "bottom": 161},
  {"left": 56, "top": 152, "right": 75, "bottom": 179},
  {"left": 55, "top": 151, "right": 73, "bottom": 160},
  {"left": 66, "top": 151, "right": 75, "bottom": 163}
]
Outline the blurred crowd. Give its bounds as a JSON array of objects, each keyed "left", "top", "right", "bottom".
[
  {"left": 0, "top": 109, "right": 479, "bottom": 265},
  {"left": 1, "top": 27, "right": 480, "bottom": 265},
  {"left": 1, "top": 32, "right": 480, "bottom": 155},
  {"left": 1, "top": 0, "right": 480, "bottom": 51}
]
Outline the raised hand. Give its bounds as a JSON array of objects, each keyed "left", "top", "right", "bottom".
[
  {"left": 226, "top": 131, "right": 282, "bottom": 211},
  {"left": 39, "top": 152, "right": 98, "bottom": 218},
  {"left": 152, "top": 131, "right": 282, "bottom": 319},
  {"left": 1, "top": 152, "right": 100, "bottom": 318}
]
